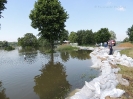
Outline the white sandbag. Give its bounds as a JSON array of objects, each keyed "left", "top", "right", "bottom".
[
  {"left": 90, "top": 62, "right": 100, "bottom": 68},
  {"left": 116, "top": 74, "right": 129, "bottom": 86},
  {"left": 78, "top": 85, "right": 95, "bottom": 98},
  {"left": 100, "top": 88, "right": 125, "bottom": 99},
  {"left": 94, "top": 82, "right": 100, "bottom": 94},
  {"left": 85, "top": 81, "right": 96, "bottom": 91},
  {"left": 70, "top": 93, "right": 87, "bottom": 99}
]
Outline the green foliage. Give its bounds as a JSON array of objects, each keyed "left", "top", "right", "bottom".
[
  {"left": 29, "top": 0, "right": 68, "bottom": 52},
  {"left": 78, "top": 30, "right": 95, "bottom": 45},
  {"left": 0, "top": 0, "right": 7, "bottom": 18},
  {"left": 76, "top": 30, "right": 85, "bottom": 45},
  {"left": 127, "top": 25, "right": 133, "bottom": 42},
  {"left": 109, "top": 30, "right": 116, "bottom": 40},
  {"left": 68, "top": 31, "right": 78, "bottom": 43},
  {"left": 18, "top": 33, "right": 38, "bottom": 48},
  {"left": 123, "top": 37, "right": 129, "bottom": 42},
  {"left": 4, "top": 46, "right": 15, "bottom": 51},
  {"left": 60, "top": 29, "right": 69, "bottom": 44},
  {"left": 0, "top": 0, "right": 7, "bottom": 29},
  {"left": 38, "top": 37, "right": 51, "bottom": 47},
  {"left": 95, "top": 28, "right": 111, "bottom": 43},
  {"left": 8, "top": 42, "right": 18, "bottom": 47},
  {"left": 0, "top": 41, "right": 8, "bottom": 47}
]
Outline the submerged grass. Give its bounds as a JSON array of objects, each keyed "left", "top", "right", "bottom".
[
  {"left": 56, "top": 44, "right": 79, "bottom": 51},
  {"left": 116, "top": 49, "right": 133, "bottom": 98}
]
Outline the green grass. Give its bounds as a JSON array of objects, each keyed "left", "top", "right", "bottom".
[
  {"left": 116, "top": 49, "right": 133, "bottom": 98},
  {"left": 120, "top": 48, "right": 133, "bottom": 58},
  {"left": 56, "top": 44, "right": 79, "bottom": 51}
]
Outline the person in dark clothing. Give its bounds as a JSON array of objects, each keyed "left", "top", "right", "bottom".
[{"left": 109, "top": 45, "right": 113, "bottom": 55}]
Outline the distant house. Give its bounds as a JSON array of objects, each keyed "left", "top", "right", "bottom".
[{"left": 63, "top": 40, "right": 70, "bottom": 44}]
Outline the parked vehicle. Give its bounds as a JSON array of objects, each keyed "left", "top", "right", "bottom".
[{"left": 108, "top": 40, "right": 116, "bottom": 46}]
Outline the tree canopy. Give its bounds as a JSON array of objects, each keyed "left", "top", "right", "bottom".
[
  {"left": 76, "top": 30, "right": 95, "bottom": 45},
  {"left": 60, "top": 29, "right": 69, "bottom": 43},
  {"left": 95, "top": 28, "right": 111, "bottom": 43},
  {"left": 18, "top": 33, "right": 38, "bottom": 48},
  {"left": 0, "top": 0, "right": 7, "bottom": 18},
  {"left": 127, "top": 25, "right": 133, "bottom": 42},
  {"left": 0, "top": 0, "right": 7, "bottom": 29},
  {"left": 29, "top": 0, "right": 68, "bottom": 51},
  {"left": 68, "top": 31, "right": 78, "bottom": 43}
]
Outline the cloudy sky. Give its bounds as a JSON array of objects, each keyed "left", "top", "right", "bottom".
[{"left": 0, "top": 0, "right": 133, "bottom": 42}]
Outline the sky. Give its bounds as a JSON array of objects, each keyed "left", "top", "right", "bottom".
[{"left": 0, "top": 0, "right": 133, "bottom": 42}]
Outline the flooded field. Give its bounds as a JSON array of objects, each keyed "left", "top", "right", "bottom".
[{"left": 0, "top": 49, "right": 100, "bottom": 99}]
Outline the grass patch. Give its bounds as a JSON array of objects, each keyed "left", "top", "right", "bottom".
[
  {"left": 116, "top": 49, "right": 133, "bottom": 98},
  {"left": 56, "top": 44, "right": 79, "bottom": 51},
  {"left": 117, "top": 65, "right": 133, "bottom": 98},
  {"left": 120, "top": 48, "right": 133, "bottom": 58}
]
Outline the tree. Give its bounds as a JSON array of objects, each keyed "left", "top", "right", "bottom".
[
  {"left": 109, "top": 30, "right": 116, "bottom": 40},
  {"left": 127, "top": 25, "right": 133, "bottom": 42},
  {"left": 95, "top": 28, "right": 111, "bottom": 43},
  {"left": 0, "top": 0, "right": 7, "bottom": 29},
  {"left": 38, "top": 37, "right": 51, "bottom": 47},
  {"left": 18, "top": 33, "right": 38, "bottom": 48},
  {"left": 60, "top": 29, "right": 69, "bottom": 44},
  {"left": 0, "top": 0, "right": 7, "bottom": 18},
  {"left": 82, "top": 30, "right": 95, "bottom": 45},
  {"left": 123, "top": 37, "right": 129, "bottom": 42},
  {"left": 68, "top": 31, "right": 77, "bottom": 43},
  {"left": 29, "top": 0, "right": 68, "bottom": 52},
  {"left": 76, "top": 30, "right": 85, "bottom": 45}
]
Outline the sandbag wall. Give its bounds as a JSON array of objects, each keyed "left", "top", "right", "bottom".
[{"left": 69, "top": 47, "right": 132, "bottom": 99}]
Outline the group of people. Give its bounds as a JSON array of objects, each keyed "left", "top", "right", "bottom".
[{"left": 96, "top": 42, "right": 113, "bottom": 55}]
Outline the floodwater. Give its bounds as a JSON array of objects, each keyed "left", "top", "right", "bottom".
[{"left": 0, "top": 48, "right": 100, "bottom": 99}]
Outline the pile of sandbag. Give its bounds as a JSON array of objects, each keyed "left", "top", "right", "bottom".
[{"left": 68, "top": 47, "right": 132, "bottom": 99}]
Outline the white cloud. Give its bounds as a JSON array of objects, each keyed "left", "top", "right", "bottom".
[{"left": 116, "top": 6, "right": 126, "bottom": 11}]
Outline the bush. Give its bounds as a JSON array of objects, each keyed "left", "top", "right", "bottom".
[{"left": 4, "top": 46, "right": 15, "bottom": 51}]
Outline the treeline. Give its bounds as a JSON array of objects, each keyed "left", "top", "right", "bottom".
[
  {"left": 123, "top": 25, "right": 133, "bottom": 42},
  {"left": 18, "top": 28, "right": 116, "bottom": 49},
  {"left": 0, "top": 41, "right": 16, "bottom": 50},
  {"left": 69, "top": 28, "right": 116, "bottom": 45}
]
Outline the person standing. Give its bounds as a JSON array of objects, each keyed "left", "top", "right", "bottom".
[{"left": 108, "top": 41, "right": 113, "bottom": 55}]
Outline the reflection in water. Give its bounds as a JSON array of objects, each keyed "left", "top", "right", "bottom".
[
  {"left": 18, "top": 49, "right": 38, "bottom": 64},
  {"left": 69, "top": 50, "right": 91, "bottom": 60},
  {"left": 60, "top": 51, "right": 70, "bottom": 62},
  {"left": 0, "top": 81, "right": 9, "bottom": 99},
  {"left": 34, "top": 55, "right": 71, "bottom": 99}
]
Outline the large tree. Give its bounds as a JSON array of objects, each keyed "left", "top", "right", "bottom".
[
  {"left": 0, "top": 0, "right": 7, "bottom": 29},
  {"left": 127, "top": 25, "right": 133, "bottom": 42},
  {"left": 60, "top": 29, "right": 69, "bottom": 44},
  {"left": 95, "top": 28, "right": 111, "bottom": 43},
  {"left": 29, "top": 0, "right": 68, "bottom": 52},
  {"left": 0, "top": 0, "right": 7, "bottom": 18}
]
